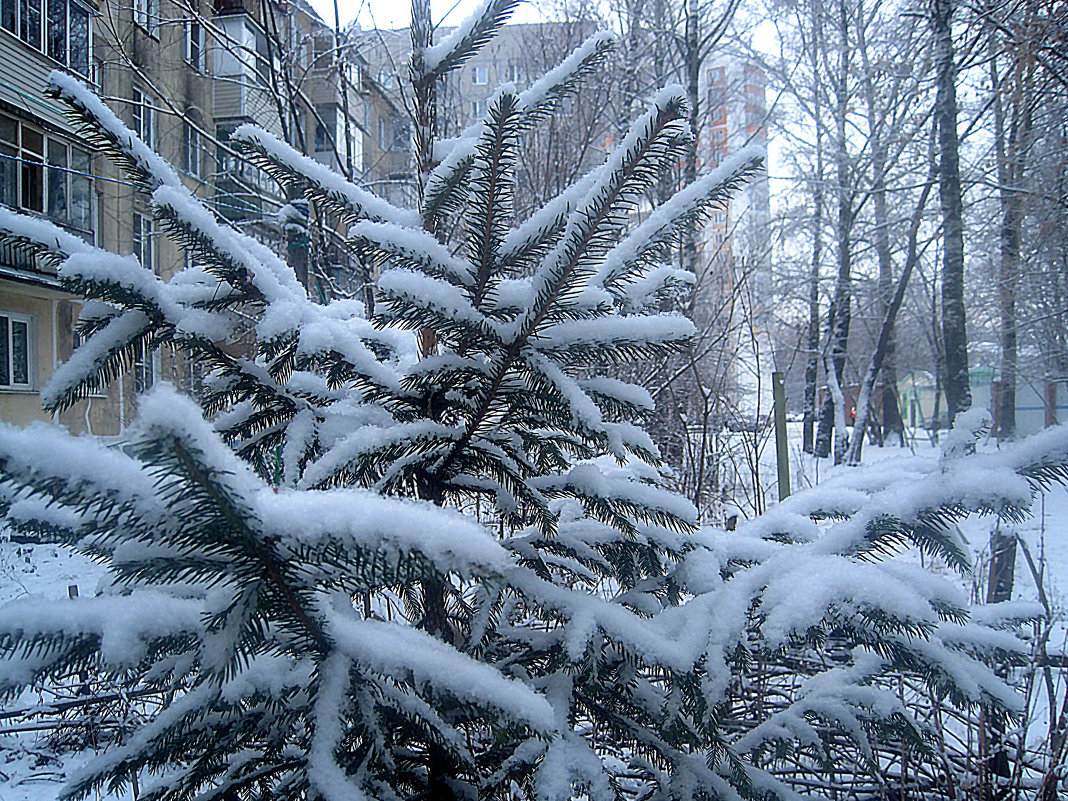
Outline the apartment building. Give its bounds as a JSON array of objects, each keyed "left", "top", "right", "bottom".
[
  {"left": 357, "top": 21, "right": 769, "bottom": 249},
  {"left": 0, "top": 0, "right": 372, "bottom": 434},
  {"left": 213, "top": 0, "right": 363, "bottom": 215},
  {"left": 0, "top": 0, "right": 116, "bottom": 432},
  {"left": 357, "top": 65, "right": 411, "bottom": 208},
  {"left": 357, "top": 20, "right": 605, "bottom": 220}
]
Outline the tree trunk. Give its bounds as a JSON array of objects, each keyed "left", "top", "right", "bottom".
[
  {"left": 846, "top": 173, "right": 936, "bottom": 465},
  {"left": 983, "top": 527, "right": 1016, "bottom": 797},
  {"left": 856, "top": 0, "right": 903, "bottom": 447},
  {"left": 931, "top": 0, "right": 971, "bottom": 425},
  {"left": 820, "top": 0, "right": 854, "bottom": 464},
  {"left": 410, "top": 4, "right": 456, "bottom": 796},
  {"left": 803, "top": 0, "right": 825, "bottom": 455},
  {"left": 990, "top": 12, "right": 1034, "bottom": 441}
]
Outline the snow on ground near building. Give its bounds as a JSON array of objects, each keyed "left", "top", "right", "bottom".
[{"left": 1, "top": 428, "right": 1067, "bottom": 798}]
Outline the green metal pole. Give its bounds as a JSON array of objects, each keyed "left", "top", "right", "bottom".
[{"left": 773, "top": 371, "right": 791, "bottom": 502}]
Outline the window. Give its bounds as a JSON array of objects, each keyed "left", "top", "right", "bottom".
[
  {"left": 46, "top": 0, "right": 63, "bottom": 61},
  {"left": 709, "top": 126, "right": 727, "bottom": 164},
  {"left": 0, "top": 115, "right": 91, "bottom": 229},
  {"left": 20, "top": 127, "right": 42, "bottom": 212},
  {"left": 1, "top": 0, "right": 88, "bottom": 74},
  {"left": 389, "top": 116, "right": 407, "bottom": 151},
  {"left": 131, "top": 89, "right": 154, "bottom": 148},
  {"left": 184, "top": 124, "right": 201, "bottom": 179},
  {"left": 708, "top": 67, "right": 727, "bottom": 126},
  {"left": 507, "top": 63, "right": 525, "bottom": 84},
  {"left": 46, "top": 137, "right": 66, "bottom": 219},
  {"left": 0, "top": 116, "right": 16, "bottom": 208},
  {"left": 378, "top": 116, "right": 389, "bottom": 150},
  {"left": 470, "top": 99, "right": 486, "bottom": 118},
  {"left": 253, "top": 27, "right": 271, "bottom": 84},
  {"left": 133, "top": 340, "right": 153, "bottom": 392},
  {"left": 20, "top": 0, "right": 41, "bottom": 48},
  {"left": 70, "top": 147, "right": 90, "bottom": 229},
  {"left": 312, "top": 32, "right": 333, "bottom": 69},
  {"left": 471, "top": 64, "right": 488, "bottom": 85},
  {"left": 186, "top": 20, "right": 203, "bottom": 71},
  {"left": 315, "top": 121, "right": 329, "bottom": 153},
  {"left": 67, "top": 1, "right": 87, "bottom": 75},
  {"left": 0, "top": 312, "right": 32, "bottom": 389},
  {"left": 133, "top": 0, "right": 158, "bottom": 34},
  {"left": 133, "top": 213, "right": 155, "bottom": 273},
  {"left": 376, "top": 69, "right": 392, "bottom": 89}
]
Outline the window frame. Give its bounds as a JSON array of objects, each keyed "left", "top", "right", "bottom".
[
  {"left": 471, "top": 64, "right": 488, "bottom": 86},
  {"left": 131, "top": 88, "right": 155, "bottom": 148},
  {"left": 0, "top": 114, "right": 92, "bottom": 233},
  {"left": 2, "top": 0, "right": 91, "bottom": 74},
  {"left": 0, "top": 310, "right": 34, "bottom": 391},
  {"left": 184, "top": 123, "right": 201, "bottom": 179},
  {"left": 133, "top": 0, "right": 159, "bottom": 36},
  {"left": 186, "top": 19, "right": 203, "bottom": 71},
  {"left": 378, "top": 116, "right": 389, "bottom": 150},
  {"left": 133, "top": 211, "right": 156, "bottom": 274},
  {"left": 132, "top": 339, "right": 154, "bottom": 393}
]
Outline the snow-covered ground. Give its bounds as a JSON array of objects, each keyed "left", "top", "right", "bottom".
[
  {"left": 2, "top": 427, "right": 1067, "bottom": 799},
  {"left": 0, "top": 545, "right": 110, "bottom": 800}
]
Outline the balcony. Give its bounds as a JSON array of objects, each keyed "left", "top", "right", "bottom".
[{"left": 214, "top": 0, "right": 255, "bottom": 16}]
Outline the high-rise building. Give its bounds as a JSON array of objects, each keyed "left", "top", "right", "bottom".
[{"left": 700, "top": 60, "right": 770, "bottom": 309}]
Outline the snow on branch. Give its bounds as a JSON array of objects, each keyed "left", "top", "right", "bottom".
[
  {"left": 422, "top": 32, "right": 614, "bottom": 228},
  {"left": 597, "top": 147, "right": 765, "bottom": 293},
  {"left": 48, "top": 70, "right": 184, "bottom": 191},
  {"left": 230, "top": 125, "right": 418, "bottom": 228},
  {"left": 420, "top": 0, "right": 521, "bottom": 76}
]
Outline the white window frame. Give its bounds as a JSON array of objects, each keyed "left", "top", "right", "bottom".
[
  {"left": 185, "top": 123, "right": 201, "bottom": 179},
  {"left": 507, "top": 63, "right": 525, "bottom": 84},
  {"left": 2, "top": 0, "right": 87, "bottom": 74},
  {"left": 0, "top": 311, "right": 34, "bottom": 390},
  {"left": 471, "top": 64, "right": 488, "bottom": 86},
  {"left": 0, "top": 115, "right": 92, "bottom": 232},
  {"left": 133, "top": 0, "right": 159, "bottom": 35},
  {"left": 131, "top": 89, "right": 155, "bottom": 148},
  {"left": 133, "top": 212, "right": 155, "bottom": 274},
  {"left": 378, "top": 116, "right": 389, "bottom": 150},
  {"left": 186, "top": 19, "right": 203, "bottom": 71},
  {"left": 132, "top": 339, "right": 154, "bottom": 393},
  {"left": 470, "top": 99, "right": 486, "bottom": 118}
]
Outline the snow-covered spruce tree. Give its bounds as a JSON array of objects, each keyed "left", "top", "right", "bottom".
[{"left": 0, "top": 4, "right": 1064, "bottom": 798}]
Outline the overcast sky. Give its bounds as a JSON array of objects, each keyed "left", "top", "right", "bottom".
[{"left": 308, "top": 0, "right": 549, "bottom": 31}]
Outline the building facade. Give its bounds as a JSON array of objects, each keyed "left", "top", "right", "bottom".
[
  {"left": 0, "top": 0, "right": 115, "bottom": 432},
  {"left": 0, "top": 0, "right": 370, "bottom": 435}
]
